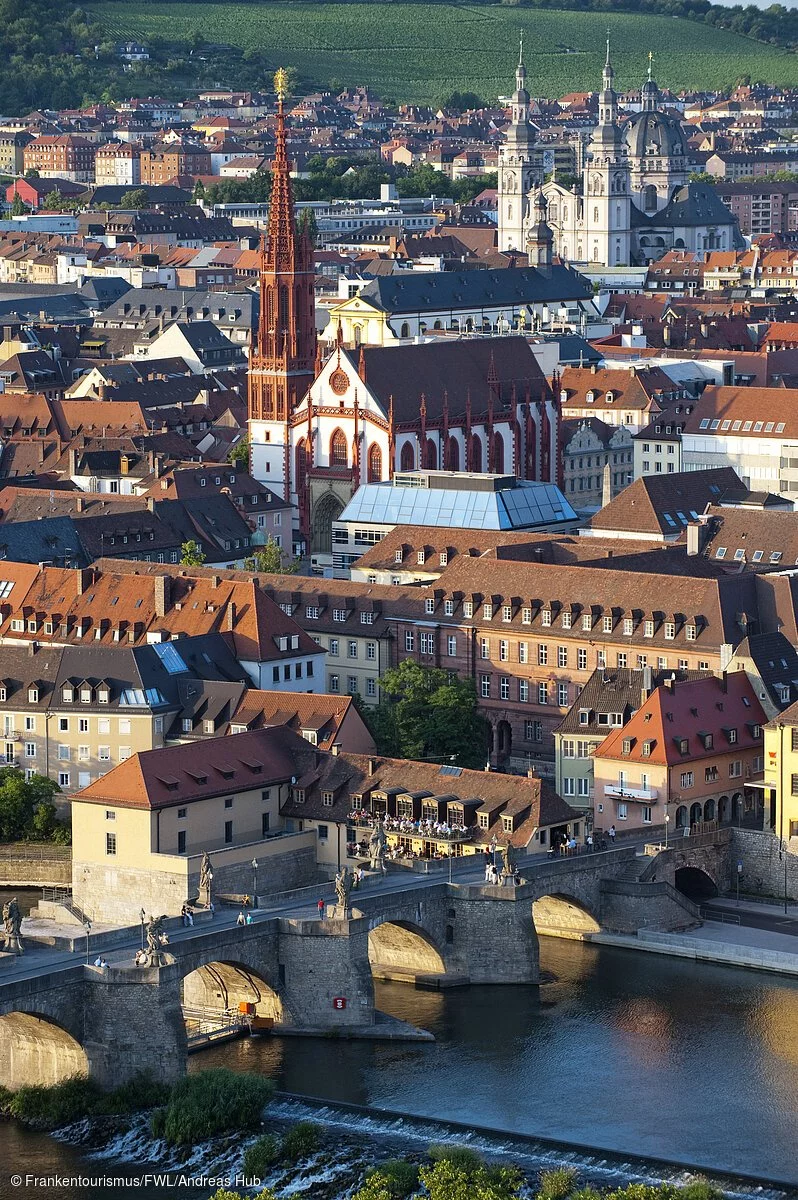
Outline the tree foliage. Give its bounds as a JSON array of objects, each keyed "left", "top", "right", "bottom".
[
  {"left": 149, "top": 1068, "right": 273, "bottom": 1146},
  {"left": 366, "top": 660, "right": 490, "bottom": 769},
  {"left": 227, "top": 433, "right": 249, "bottom": 469},
  {"left": 180, "top": 539, "right": 206, "bottom": 566},
  {"left": 245, "top": 536, "right": 300, "bottom": 575},
  {"left": 0, "top": 768, "right": 67, "bottom": 844},
  {"left": 119, "top": 188, "right": 151, "bottom": 209}
]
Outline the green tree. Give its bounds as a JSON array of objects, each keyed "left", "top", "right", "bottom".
[
  {"left": 227, "top": 433, "right": 249, "bottom": 469},
  {"left": 358, "top": 1160, "right": 419, "bottom": 1198},
  {"left": 0, "top": 768, "right": 65, "bottom": 843},
  {"left": 9, "top": 191, "right": 28, "bottom": 216},
  {"left": 244, "top": 536, "right": 299, "bottom": 575},
  {"left": 180, "top": 540, "right": 206, "bottom": 566},
  {"left": 120, "top": 188, "right": 150, "bottom": 210},
  {"left": 368, "top": 660, "right": 490, "bottom": 769},
  {"left": 24, "top": 168, "right": 40, "bottom": 179},
  {"left": 419, "top": 1155, "right": 524, "bottom": 1200}
]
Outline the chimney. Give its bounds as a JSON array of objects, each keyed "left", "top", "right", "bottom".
[
  {"left": 641, "top": 664, "right": 653, "bottom": 704},
  {"left": 154, "top": 574, "right": 171, "bottom": 617},
  {"left": 331, "top": 742, "right": 341, "bottom": 757},
  {"left": 663, "top": 323, "right": 672, "bottom": 347},
  {"left": 98, "top": 381, "right": 106, "bottom": 401},
  {"left": 76, "top": 495, "right": 84, "bottom": 513},
  {"left": 68, "top": 447, "right": 78, "bottom": 476},
  {"left": 145, "top": 496, "right": 155, "bottom": 512},
  {"left": 601, "top": 462, "right": 612, "bottom": 508},
  {"left": 226, "top": 600, "right": 236, "bottom": 631},
  {"left": 76, "top": 567, "right": 91, "bottom": 595},
  {"left": 686, "top": 522, "right": 700, "bottom": 556},
  {"left": 367, "top": 756, "right": 376, "bottom": 776}
]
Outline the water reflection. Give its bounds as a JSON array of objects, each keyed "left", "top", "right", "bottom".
[{"left": 196, "top": 940, "right": 798, "bottom": 1182}]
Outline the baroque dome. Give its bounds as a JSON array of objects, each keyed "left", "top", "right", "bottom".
[{"left": 625, "top": 109, "right": 686, "bottom": 161}]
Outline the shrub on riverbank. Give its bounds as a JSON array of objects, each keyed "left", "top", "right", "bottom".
[
  {"left": 242, "top": 1133, "right": 280, "bottom": 1177},
  {"left": 279, "top": 1119, "right": 321, "bottom": 1161},
  {"left": 362, "top": 1159, "right": 420, "bottom": 1197},
  {"left": 150, "top": 1069, "right": 273, "bottom": 1146},
  {"left": 3, "top": 1074, "right": 168, "bottom": 1130}
]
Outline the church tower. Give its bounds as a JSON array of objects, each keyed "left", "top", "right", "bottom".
[
  {"left": 584, "top": 37, "right": 631, "bottom": 266},
  {"left": 498, "top": 38, "right": 542, "bottom": 252},
  {"left": 249, "top": 68, "right": 317, "bottom": 496}
]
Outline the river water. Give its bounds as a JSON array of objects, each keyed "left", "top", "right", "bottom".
[{"left": 2, "top": 939, "right": 798, "bottom": 1199}]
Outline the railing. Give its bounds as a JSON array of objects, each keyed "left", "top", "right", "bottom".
[
  {"left": 700, "top": 906, "right": 741, "bottom": 925},
  {"left": 350, "top": 820, "right": 474, "bottom": 843},
  {"left": 0, "top": 842, "right": 71, "bottom": 860},
  {"left": 41, "top": 887, "right": 72, "bottom": 903}
]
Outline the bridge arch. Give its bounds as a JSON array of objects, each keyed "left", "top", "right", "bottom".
[
  {"left": 180, "top": 958, "right": 291, "bottom": 1027},
  {"left": 0, "top": 1011, "right": 89, "bottom": 1089},
  {"left": 532, "top": 892, "right": 601, "bottom": 936},
  {"left": 367, "top": 918, "right": 447, "bottom": 980},
  {"left": 674, "top": 866, "right": 718, "bottom": 901}
]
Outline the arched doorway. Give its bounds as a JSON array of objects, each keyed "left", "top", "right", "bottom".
[
  {"left": 703, "top": 798, "right": 716, "bottom": 822},
  {"left": 732, "top": 793, "right": 743, "bottom": 823},
  {"left": 718, "top": 795, "right": 731, "bottom": 824},
  {"left": 368, "top": 920, "right": 446, "bottom": 982},
  {"left": 689, "top": 802, "right": 703, "bottom": 826},
  {"left": 675, "top": 805, "right": 688, "bottom": 829},
  {"left": 400, "top": 441, "right": 415, "bottom": 471},
  {"left": 311, "top": 491, "right": 345, "bottom": 554},
  {"left": 496, "top": 719, "right": 512, "bottom": 760},
  {"left": 532, "top": 894, "right": 600, "bottom": 936},
  {"left": 181, "top": 960, "right": 289, "bottom": 1036},
  {"left": 367, "top": 442, "right": 382, "bottom": 482},
  {"left": 0, "top": 1012, "right": 89, "bottom": 1089},
  {"left": 674, "top": 867, "right": 718, "bottom": 901}
]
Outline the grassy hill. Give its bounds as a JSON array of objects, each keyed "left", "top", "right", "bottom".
[{"left": 91, "top": 1, "right": 798, "bottom": 103}]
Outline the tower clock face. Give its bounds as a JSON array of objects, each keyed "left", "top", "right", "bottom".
[{"left": 330, "top": 367, "right": 349, "bottom": 395}]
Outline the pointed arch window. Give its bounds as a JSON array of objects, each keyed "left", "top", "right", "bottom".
[
  {"left": 400, "top": 441, "right": 415, "bottom": 471},
  {"left": 330, "top": 428, "right": 348, "bottom": 467},
  {"left": 368, "top": 443, "right": 382, "bottom": 482},
  {"left": 493, "top": 432, "right": 505, "bottom": 474}
]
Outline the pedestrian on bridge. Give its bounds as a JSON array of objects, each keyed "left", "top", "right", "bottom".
[
  {"left": 236, "top": 911, "right": 246, "bottom": 926},
  {"left": 317, "top": 898, "right": 325, "bottom": 920},
  {"left": 609, "top": 825, "right": 616, "bottom": 845}
]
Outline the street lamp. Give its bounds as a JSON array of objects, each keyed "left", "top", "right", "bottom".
[
  {"left": 251, "top": 857, "right": 258, "bottom": 905},
  {"left": 84, "top": 919, "right": 92, "bottom": 965},
  {"left": 139, "top": 907, "right": 146, "bottom": 949},
  {"left": 448, "top": 839, "right": 453, "bottom": 885},
  {"left": 490, "top": 835, "right": 497, "bottom": 869},
  {"left": 664, "top": 805, "right": 670, "bottom": 851}
]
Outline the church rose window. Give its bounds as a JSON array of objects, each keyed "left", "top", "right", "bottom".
[{"left": 331, "top": 368, "right": 349, "bottom": 395}]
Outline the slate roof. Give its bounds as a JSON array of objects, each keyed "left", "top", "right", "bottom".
[
  {"left": 354, "top": 264, "right": 592, "bottom": 314},
  {"left": 555, "top": 666, "right": 705, "bottom": 736},
  {"left": 734, "top": 632, "right": 798, "bottom": 712},
  {"left": 587, "top": 467, "right": 747, "bottom": 537}
]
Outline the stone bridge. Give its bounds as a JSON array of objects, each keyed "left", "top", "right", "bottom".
[{"left": 0, "top": 832, "right": 733, "bottom": 1091}]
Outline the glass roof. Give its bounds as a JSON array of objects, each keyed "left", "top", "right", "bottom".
[{"left": 340, "top": 481, "right": 576, "bottom": 530}]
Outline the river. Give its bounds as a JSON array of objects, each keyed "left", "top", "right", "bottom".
[{"left": 2, "top": 939, "right": 798, "bottom": 1199}]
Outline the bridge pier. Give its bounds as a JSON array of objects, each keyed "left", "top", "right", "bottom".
[{"left": 443, "top": 883, "right": 539, "bottom": 984}]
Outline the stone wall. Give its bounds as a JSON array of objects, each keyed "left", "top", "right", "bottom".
[
  {"left": 0, "top": 844, "right": 70, "bottom": 888},
  {"left": 278, "top": 916, "right": 375, "bottom": 1028},
  {"left": 731, "top": 828, "right": 798, "bottom": 902},
  {"left": 73, "top": 845, "right": 320, "bottom": 924},
  {"left": 448, "top": 885, "right": 539, "bottom": 984},
  {"left": 599, "top": 879, "right": 701, "bottom": 934}
]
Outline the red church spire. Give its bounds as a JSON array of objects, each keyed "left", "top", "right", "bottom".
[{"left": 249, "top": 68, "right": 317, "bottom": 426}]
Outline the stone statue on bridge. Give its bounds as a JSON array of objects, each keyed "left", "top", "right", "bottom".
[
  {"left": 369, "top": 819, "right": 386, "bottom": 871},
  {"left": 501, "top": 842, "right": 516, "bottom": 884},
  {"left": 145, "top": 914, "right": 168, "bottom": 966},
  {"left": 2, "top": 897, "right": 23, "bottom": 955},
  {"left": 199, "top": 852, "right": 213, "bottom": 906},
  {"left": 334, "top": 866, "right": 352, "bottom": 916}
]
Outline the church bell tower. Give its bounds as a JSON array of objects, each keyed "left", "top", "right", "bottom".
[{"left": 249, "top": 68, "right": 317, "bottom": 494}]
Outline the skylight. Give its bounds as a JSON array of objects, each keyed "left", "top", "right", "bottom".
[{"left": 153, "top": 642, "right": 188, "bottom": 674}]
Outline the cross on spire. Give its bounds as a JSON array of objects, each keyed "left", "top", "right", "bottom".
[
  {"left": 606, "top": 31, "right": 611, "bottom": 68},
  {"left": 647, "top": 50, "right": 654, "bottom": 81},
  {"left": 519, "top": 31, "right": 524, "bottom": 65}
]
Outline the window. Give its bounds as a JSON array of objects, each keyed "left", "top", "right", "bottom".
[
  {"left": 538, "top": 682, "right": 549, "bottom": 704},
  {"left": 444, "top": 600, "right": 454, "bottom": 616},
  {"left": 502, "top": 605, "right": 512, "bottom": 622},
  {"left": 483, "top": 603, "right": 493, "bottom": 620},
  {"left": 224, "top": 820, "right": 233, "bottom": 844},
  {"left": 617, "top": 802, "right": 628, "bottom": 820},
  {"left": 329, "top": 638, "right": 339, "bottom": 656},
  {"left": 463, "top": 601, "right": 473, "bottom": 618},
  {"left": 481, "top": 675, "right": 491, "bottom": 698},
  {"left": 522, "top": 607, "right": 532, "bottom": 625},
  {"left": 525, "top": 720, "right": 542, "bottom": 742},
  {"left": 425, "top": 598, "right": 435, "bottom": 615},
  {"left": 563, "top": 739, "right": 575, "bottom": 758},
  {"left": 417, "top": 551, "right": 426, "bottom": 565},
  {"left": 98, "top": 719, "right": 110, "bottom": 735},
  {"left": 25, "top": 742, "right": 35, "bottom": 758},
  {"left": 577, "top": 648, "right": 587, "bottom": 670},
  {"left": 306, "top": 606, "right": 319, "bottom": 620},
  {"left": 58, "top": 717, "right": 69, "bottom": 732},
  {"left": 680, "top": 771, "right": 693, "bottom": 788},
  {"left": 558, "top": 683, "right": 569, "bottom": 707},
  {"left": 519, "top": 642, "right": 528, "bottom": 664},
  {"left": 499, "top": 640, "right": 508, "bottom": 662},
  {"left": 98, "top": 746, "right": 110, "bottom": 761},
  {"left": 558, "top": 646, "right": 567, "bottom": 668},
  {"left": 563, "top": 777, "right": 576, "bottom": 795},
  {"left": 623, "top": 618, "right": 633, "bottom": 636},
  {"left": 617, "top": 652, "right": 627, "bottom": 668},
  {"left": 642, "top": 806, "right": 652, "bottom": 824},
  {"left": 24, "top": 716, "right": 35, "bottom": 732},
  {"left": 58, "top": 771, "right": 70, "bottom": 788},
  {"left": 727, "top": 727, "right": 738, "bottom": 744},
  {"left": 541, "top": 610, "right": 552, "bottom": 627},
  {"left": 348, "top": 640, "right": 357, "bottom": 659},
  {"left": 481, "top": 638, "right": 490, "bottom": 660},
  {"left": 366, "top": 678, "right": 377, "bottom": 697},
  {"left": 420, "top": 632, "right": 434, "bottom": 655},
  {"left": 366, "top": 641, "right": 376, "bottom": 661},
  {"left": 597, "top": 650, "right": 606, "bottom": 668},
  {"left": 582, "top": 614, "right": 592, "bottom": 632},
  {"left": 106, "top": 832, "right": 116, "bottom": 855},
  {"left": 578, "top": 779, "right": 590, "bottom": 798},
  {"left": 644, "top": 620, "right": 655, "bottom": 638},
  {"left": 603, "top": 615, "right": 613, "bottom": 633},
  {"left": 405, "top": 631, "right": 415, "bottom": 652},
  {"left": 177, "top": 830, "right": 186, "bottom": 854},
  {"left": 500, "top": 676, "right": 510, "bottom": 700},
  {"left": 58, "top": 744, "right": 70, "bottom": 761},
  {"left": 347, "top": 676, "right": 358, "bottom": 693},
  {"left": 182, "top": 718, "right": 192, "bottom": 733},
  {"left": 562, "top": 611, "right": 572, "bottom": 629},
  {"left": 729, "top": 760, "right": 742, "bottom": 778},
  {"left": 329, "top": 674, "right": 340, "bottom": 692},
  {"left": 333, "top": 609, "right": 347, "bottom": 622},
  {"left": 664, "top": 622, "right": 675, "bottom": 640},
  {"left": 686, "top": 624, "right": 697, "bottom": 641},
  {"left": 119, "top": 719, "right": 130, "bottom": 735},
  {"left": 519, "top": 679, "right": 529, "bottom": 702},
  {"left": 538, "top": 644, "right": 548, "bottom": 666},
  {"left": 78, "top": 745, "right": 89, "bottom": 761},
  {"left": 447, "top": 635, "right": 457, "bottom": 656}
]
